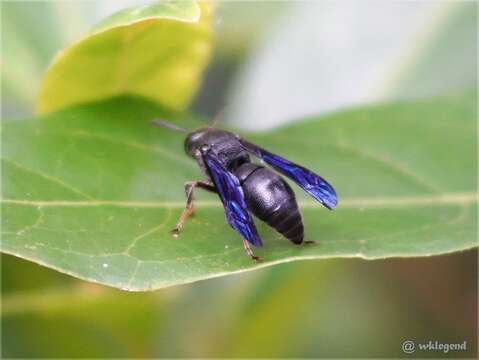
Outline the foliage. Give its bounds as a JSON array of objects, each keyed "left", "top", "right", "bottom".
[
  {"left": 37, "top": 0, "right": 213, "bottom": 114},
  {"left": 1, "top": 2, "right": 477, "bottom": 358},
  {"left": 2, "top": 93, "right": 476, "bottom": 290}
]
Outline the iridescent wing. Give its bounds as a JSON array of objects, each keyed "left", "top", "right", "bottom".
[
  {"left": 201, "top": 148, "right": 262, "bottom": 247},
  {"left": 240, "top": 139, "right": 338, "bottom": 209}
]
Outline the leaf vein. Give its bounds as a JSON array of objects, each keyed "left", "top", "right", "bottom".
[
  {"left": 2, "top": 158, "right": 95, "bottom": 200},
  {"left": 333, "top": 142, "right": 442, "bottom": 193},
  {"left": 71, "top": 131, "right": 194, "bottom": 168}
]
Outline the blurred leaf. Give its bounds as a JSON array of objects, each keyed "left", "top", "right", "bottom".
[
  {"left": 213, "top": 1, "right": 290, "bottom": 59},
  {"left": 1, "top": 2, "right": 73, "bottom": 117},
  {"left": 386, "top": 2, "right": 477, "bottom": 98},
  {"left": 37, "top": 0, "right": 213, "bottom": 114},
  {"left": 2, "top": 286, "right": 161, "bottom": 358},
  {"left": 2, "top": 93, "right": 477, "bottom": 291},
  {"left": 2, "top": 253, "right": 77, "bottom": 293},
  {"left": 2, "top": 252, "right": 477, "bottom": 358},
  {"left": 225, "top": 2, "right": 477, "bottom": 130}
]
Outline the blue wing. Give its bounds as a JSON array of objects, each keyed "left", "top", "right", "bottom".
[
  {"left": 240, "top": 139, "right": 338, "bottom": 209},
  {"left": 201, "top": 148, "right": 262, "bottom": 247}
]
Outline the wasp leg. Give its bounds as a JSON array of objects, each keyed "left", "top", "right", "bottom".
[
  {"left": 170, "top": 180, "right": 216, "bottom": 237},
  {"left": 242, "top": 239, "right": 262, "bottom": 262},
  {"left": 304, "top": 240, "right": 317, "bottom": 245}
]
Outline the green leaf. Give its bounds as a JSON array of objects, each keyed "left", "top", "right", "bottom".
[
  {"left": 37, "top": 0, "right": 213, "bottom": 114},
  {"left": 2, "top": 93, "right": 477, "bottom": 291}
]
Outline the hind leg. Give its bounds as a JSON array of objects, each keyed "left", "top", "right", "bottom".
[
  {"left": 170, "top": 180, "right": 215, "bottom": 237},
  {"left": 242, "top": 239, "right": 262, "bottom": 262}
]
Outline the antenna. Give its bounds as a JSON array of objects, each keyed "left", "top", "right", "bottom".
[
  {"left": 150, "top": 119, "right": 188, "bottom": 133},
  {"left": 208, "top": 102, "right": 227, "bottom": 128}
]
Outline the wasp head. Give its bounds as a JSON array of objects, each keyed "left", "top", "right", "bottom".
[{"left": 184, "top": 128, "right": 213, "bottom": 158}]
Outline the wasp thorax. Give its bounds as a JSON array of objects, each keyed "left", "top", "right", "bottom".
[{"left": 184, "top": 128, "right": 238, "bottom": 158}]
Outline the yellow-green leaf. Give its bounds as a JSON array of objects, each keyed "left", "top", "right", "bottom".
[{"left": 37, "top": 1, "right": 213, "bottom": 114}]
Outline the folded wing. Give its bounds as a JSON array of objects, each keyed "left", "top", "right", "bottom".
[
  {"left": 201, "top": 148, "right": 262, "bottom": 247},
  {"left": 240, "top": 139, "right": 338, "bottom": 210}
]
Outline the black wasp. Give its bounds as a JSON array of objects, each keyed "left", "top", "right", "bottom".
[{"left": 152, "top": 119, "right": 338, "bottom": 261}]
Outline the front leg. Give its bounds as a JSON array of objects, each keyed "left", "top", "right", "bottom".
[{"left": 170, "top": 180, "right": 216, "bottom": 237}]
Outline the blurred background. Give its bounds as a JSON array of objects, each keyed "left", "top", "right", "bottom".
[{"left": 2, "top": 1, "right": 477, "bottom": 357}]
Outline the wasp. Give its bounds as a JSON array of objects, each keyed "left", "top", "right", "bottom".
[{"left": 152, "top": 119, "right": 337, "bottom": 261}]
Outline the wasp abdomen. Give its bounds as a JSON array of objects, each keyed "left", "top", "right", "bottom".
[{"left": 235, "top": 163, "right": 304, "bottom": 244}]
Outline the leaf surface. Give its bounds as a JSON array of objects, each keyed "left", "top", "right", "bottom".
[
  {"left": 2, "top": 94, "right": 477, "bottom": 290},
  {"left": 37, "top": 0, "right": 212, "bottom": 114}
]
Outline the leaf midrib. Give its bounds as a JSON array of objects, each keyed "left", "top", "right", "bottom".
[{"left": 2, "top": 192, "right": 477, "bottom": 209}]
